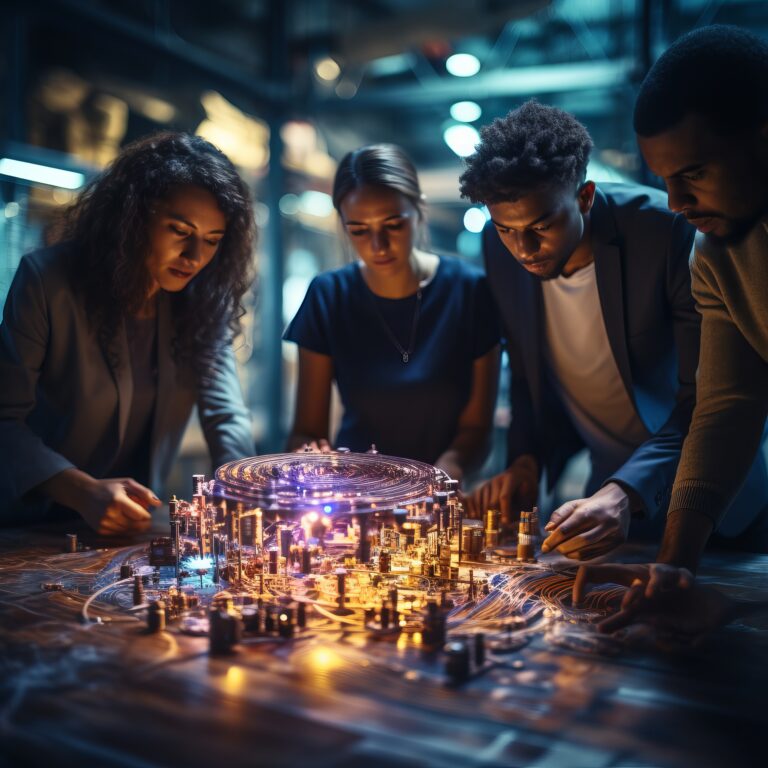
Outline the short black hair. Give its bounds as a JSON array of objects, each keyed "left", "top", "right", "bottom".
[
  {"left": 459, "top": 100, "right": 593, "bottom": 204},
  {"left": 634, "top": 25, "right": 768, "bottom": 137}
]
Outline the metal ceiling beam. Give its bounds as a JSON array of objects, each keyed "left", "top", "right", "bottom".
[
  {"left": 311, "top": 58, "right": 636, "bottom": 111},
  {"left": 38, "top": 0, "right": 289, "bottom": 106}
]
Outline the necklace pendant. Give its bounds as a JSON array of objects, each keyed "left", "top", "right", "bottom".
[{"left": 402, "top": 352, "right": 409, "bottom": 363}]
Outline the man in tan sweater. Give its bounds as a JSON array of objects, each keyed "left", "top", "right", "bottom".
[{"left": 574, "top": 25, "right": 768, "bottom": 632}]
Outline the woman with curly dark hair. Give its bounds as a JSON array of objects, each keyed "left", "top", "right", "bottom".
[{"left": 0, "top": 132, "right": 255, "bottom": 535}]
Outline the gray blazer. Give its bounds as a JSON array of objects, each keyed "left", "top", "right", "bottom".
[{"left": 0, "top": 245, "right": 254, "bottom": 522}]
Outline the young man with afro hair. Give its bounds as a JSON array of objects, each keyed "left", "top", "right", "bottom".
[{"left": 462, "top": 99, "right": 767, "bottom": 561}]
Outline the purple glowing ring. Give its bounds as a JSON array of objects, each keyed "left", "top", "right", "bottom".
[{"left": 213, "top": 452, "right": 441, "bottom": 514}]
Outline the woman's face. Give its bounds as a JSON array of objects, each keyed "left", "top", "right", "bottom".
[
  {"left": 145, "top": 185, "right": 227, "bottom": 296},
  {"left": 339, "top": 184, "right": 419, "bottom": 277}
]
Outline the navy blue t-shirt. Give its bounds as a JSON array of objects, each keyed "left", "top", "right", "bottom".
[{"left": 284, "top": 257, "right": 499, "bottom": 464}]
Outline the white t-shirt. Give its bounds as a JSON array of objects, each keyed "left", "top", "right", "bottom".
[{"left": 541, "top": 261, "right": 648, "bottom": 480}]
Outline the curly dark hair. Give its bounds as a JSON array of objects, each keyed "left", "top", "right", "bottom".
[
  {"left": 634, "top": 25, "right": 768, "bottom": 137},
  {"left": 61, "top": 132, "right": 255, "bottom": 380},
  {"left": 459, "top": 100, "right": 593, "bottom": 204}
]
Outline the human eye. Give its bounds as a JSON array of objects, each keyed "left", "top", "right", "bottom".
[
  {"left": 532, "top": 223, "right": 551, "bottom": 232},
  {"left": 205, "top": 238, "right": 222, "bottom": 248},
  {"left": 170, "top": 224, "right": 190, "bottom": 237},
  {"left": 347, "top": 227, "right": 368, "bottom": 237},
  {"left": 682, "top": 170, "right": 705, "bottom": 181},
  {"left": 386, "top": 220, "right": 404, "bottom": 231}
]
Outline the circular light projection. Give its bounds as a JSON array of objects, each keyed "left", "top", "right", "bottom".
[
  {"left": 446, "top": 53, "right": 481, "bottom": 77},
  {"left": 315, "top": 57, "right": 341, "bottom": 81},
  {"left": 450, "top": 101, "right": 482, "bottom": 122},
  {"left": 463, "top": 207, "right": 487, "bottom": 233},
  {"left": 213, "top": 452, "right": 441, "bottom": 515},
  {"left": 443, "top": 124, "right": 480, "bottom": 157}
]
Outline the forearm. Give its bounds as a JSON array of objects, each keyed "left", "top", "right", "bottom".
[
  {"left": 656, "top": 508, "right": 714, "bottom": 573},
  {"left": 435, "top": 426, "right": 493, "bottom": 482},
  {"left": 36, "top": 467, "right": 96, "bottom": 513}
]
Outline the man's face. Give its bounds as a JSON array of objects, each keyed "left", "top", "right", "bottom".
[
  {"left": 487, "top": 182, "right": 594, "bottom": 281},
  {"left": 638, "top": 113, "right": 768, "bottom": 242}
]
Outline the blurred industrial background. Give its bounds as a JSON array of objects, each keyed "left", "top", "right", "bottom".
[{"left": 2, "top": 0, "right": 766, "bottom": 499}]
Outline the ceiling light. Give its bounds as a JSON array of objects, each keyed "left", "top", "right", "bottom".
[
  {"left": 443, "top": 124, "right": 480, "bottom": 157},
  {"left": 0, "top": 158, "right": 85, "bottom": 189},
  {"left": 450, "top": 101, "right": 482, "bottom": 122},
  {"left": 463, "top": 207, "right": 488, "bottom": 233},
  {"left": 446, "top": 53, "right": 480, "bottom": 77},
  {"left": 315, "top": 57, "right": 341, "bottom": 82}
]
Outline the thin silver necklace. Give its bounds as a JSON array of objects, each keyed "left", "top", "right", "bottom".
[{"left": 369, "top": 286, "right": 423, "bottom": 364}]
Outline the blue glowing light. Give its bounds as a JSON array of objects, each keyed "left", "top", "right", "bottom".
[
  {"left": 323, "top": 505, "right": 333, "bottom": 514},
  {"left": 187, "top": 556, "right": 213, "bottom": 572}
]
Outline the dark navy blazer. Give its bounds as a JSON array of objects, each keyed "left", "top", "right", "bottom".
[{"left": 485, "top": 182, "right": 768, "bottom": 532}]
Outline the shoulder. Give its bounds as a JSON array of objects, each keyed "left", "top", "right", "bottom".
[
  {"left": 596, "top": 182, "right": 693, "bottom": 249},
  {"left": 9, "top": 242, "right": 73, "bottom": 301},
  {"left": 307, "top": 263, "right": 359, "bottom": 297},
  {"left": 435, "top": 254, "right": 485, "bottom": 283},
  {"left": 597, "top": 181, "right": 670, "bottom": 214},
  {"left": 690, "top": 232, "right": 722, "bottom": 284}
]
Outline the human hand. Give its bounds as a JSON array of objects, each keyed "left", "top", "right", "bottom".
[
  {"left": 294, "top": 439, "right": 332, "bottom": 454},
  {"left": 41, "top": 469, "right": 159, "bottom": 536},
  {"left": 77, "top": 476, "right": 160, "bottom": 535},
  {"left": 572, "top": 562, "right": 733, "bottom": 641},
  {"left": 465, "top": 454, "right": 538, "bottom": 525},
  {"left": 541, "top": 482, "right": 630, "bottom": 559}
]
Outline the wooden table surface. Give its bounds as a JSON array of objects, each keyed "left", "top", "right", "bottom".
[{"left": 1, "top": 523, "right": 767, "bottom": 768}]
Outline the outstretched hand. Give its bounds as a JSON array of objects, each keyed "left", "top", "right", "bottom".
[
  {"left": 40, "top": 469, "right": 160, "bottom": 536},
  {"left": 465, "top": 454, "right": 538, "bottom": 525},
  {"left": 572, "top": 562, "right": 734, "bottom": 641},
  {"left": 542, "top": 482, "right": 630, "bottom": 560}
]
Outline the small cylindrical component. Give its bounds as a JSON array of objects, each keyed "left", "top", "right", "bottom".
[
  {"left": 484, "top": 509, "right": 500, "bottom": 549},
  {"left": 242, "top": 606, "right": 261, "bottom": 632},
  {"left": 209, "top": 608, "right": 241, "bottom": 655},
  {"left": 301, "top": 546, "right": 312, "bottom": 574},
  {"left": 422, "top": 602, "right": 447, "bottom": 648},
  {"left": 264, "top": 605, "right": 276, "bottom": 633},
  {"left": 147, "top": 600, "right": 166, "bottom": 633},
  {"left": 65, "top": 533, "right": 78, "bottom": 553},
  {"left": 120, "top": 564, "right": 133, "bottom": 580},
  {"left": 444, "top": 641, "right": 471, "bottom": 685},
  {"left": 132, "top": 574, "right": 145, "bottom": 606},
  {"left": 278, "top": 607, "right": 295, "bottom": 639},
  {"left": 192, "top": 473, "right": 206, "bottom": 497},
  {"left": 517, "top": 510, "right": 535, "bottom": 562},
  {"left": 268, "top": 548, "right": 278, "bottom": 575},
  {"left": 279, "top": 526, "right": 292, "bottom": 558},
  {"left": 474, "top": 633, "right": 486, "bottom": 666},
  {"left": 380, "top": 604, "right": 390, "bottom": 629},
  {"left": 379, "top": 549, "right": 391, "bottom": 573},
  {"left": 296, "top": 602, "right": 307, "bottom": 628},
  {"left": 336, "top": 570, "right": 347, "bottom": 609}
]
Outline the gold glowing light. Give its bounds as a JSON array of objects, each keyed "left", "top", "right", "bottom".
[{"left": 315, "top": 57, "right": 341, "bottom": 81}]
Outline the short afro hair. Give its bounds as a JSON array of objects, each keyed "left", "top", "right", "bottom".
[
  {"left": 459, "top": 100, "right": 593, "bottom": 204},
  {"left": 634, "top": 25, "right": 768, "bottom": 137}
]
